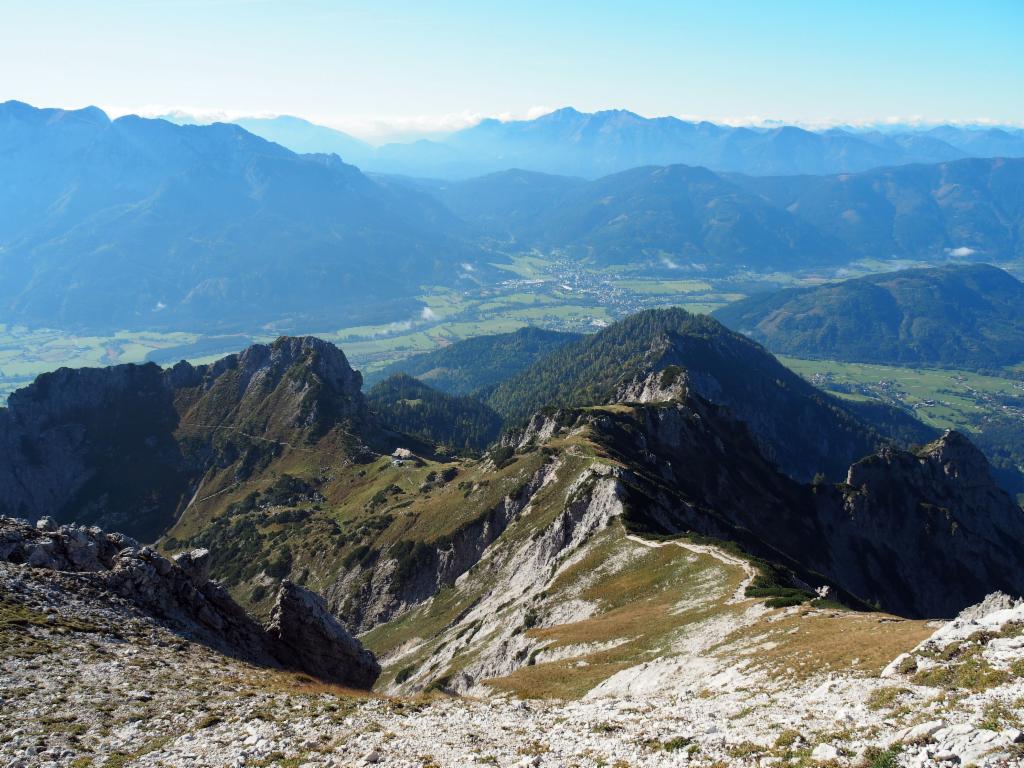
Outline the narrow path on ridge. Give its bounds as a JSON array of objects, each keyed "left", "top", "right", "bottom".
[{"left": 624, "top": 533, "right": 757, "bottom": 604}]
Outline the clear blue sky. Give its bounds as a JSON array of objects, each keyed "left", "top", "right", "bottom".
[{"left": 2, "top": 0, "right": 1022, "bottom": 139}]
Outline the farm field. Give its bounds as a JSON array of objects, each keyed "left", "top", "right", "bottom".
[
  {"left": 778, "top": 356, "right": 1024, "bottom": 433},
  {"left": 780, "top": 356, "right": 1024, "bottom": 502}
]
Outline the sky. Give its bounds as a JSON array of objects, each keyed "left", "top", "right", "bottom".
[{"left": 2, "top": 0, "right": 1023, "bottom": 142}]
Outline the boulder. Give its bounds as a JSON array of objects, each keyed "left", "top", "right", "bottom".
[
  {"left": 900, "top": 720, "right": 943, "bottom": 744},
  {"left": 173, "top": 548, "right": 212, "bottom": 586},
  {"left": 811, "top": 743, "right": 839, "bottom": 760},
  {"left": 265, "top": 580, "right": 381, "bottom": 688}
]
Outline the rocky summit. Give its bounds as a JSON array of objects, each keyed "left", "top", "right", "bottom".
[{"left": 0, "top": 336, "right": 374, "bottom": 541}]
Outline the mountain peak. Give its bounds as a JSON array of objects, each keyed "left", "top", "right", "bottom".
[
  {"left": 918, "top": 429, "right": 995, "bottom": 482},
  {"left": 0, "top": 99, "right": 111, "bottom": 127},
  {"left": 188, "top": 336, "right": 368, "bottom": 438},
  {"left": 0, "top": 336, "right": 373, "bottom": 539},
  {"left": 539, "top": 106, "right": 584, "bottom": 120}
]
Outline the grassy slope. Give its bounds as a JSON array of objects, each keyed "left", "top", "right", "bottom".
[
  {"left": 164, "top": 422, "right": 547, "bottom": 614},
  {"left": 355, "top": 417, "right": 931, "bottom": 700},
  {"left": 163, "top": 397, "right": 933, "bottom": 699}
]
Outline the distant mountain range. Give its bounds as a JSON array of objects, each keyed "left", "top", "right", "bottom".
[
  {"left": 5, "top": 100, "right": 1024, "bottom": 333},
  {"left": 0, "top": 101, "right": 485, "bottom": 331},
  {"left": 714, "top": 264, "right": 1024, "bottom": 369},
  {"left": 419, "top": 158, "right": 1024, "bottom": 270},
  {"left": 231, "top": 115, "right": 373, "bottom": 159},
  {"left": 175, "top": 107, "right": 1024, "bottom": 180},
  {"left": 731, "top": 159, "right": 1024, "bottom": 263}
]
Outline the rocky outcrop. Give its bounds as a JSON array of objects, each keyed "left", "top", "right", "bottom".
[
  {"left": 915, "top": 591, "right": 1024, "bottom": 651},
  {"left": 819, "top": 431, "right": 1024, "bottom": 616},
  {"left": 503, "top": 411, "right": 568, "bottom": 451},
  {"left": 572, "top": 395, "right": 1024, "bottom": 618},
  {"left": 0, "top": 336, "right": 372, "bottom": 541},
  {"left": 0, "top": 516, "right": 379, "bottom": 687},
  {"left": 615, "top": 366, "right": 689, "bottom": 404},
  {"left": 879, "top": 592, "right": 1024, "bottom": 766},
  {"left": 266, "top": 580, "right": 380, "bottom": 688}
]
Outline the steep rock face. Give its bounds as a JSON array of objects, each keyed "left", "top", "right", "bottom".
[
  {"left": 647, "top": 336, "right": 926, "bottom": 483},
  {"left": 0, "top": 516, "right": 379, "bottom": 687},
  {"left": 382, "top": 464, "right": 629, "bottom": 695},
  {"left": 568, "top": 395, "right": 1024, "bottom": 618},
  {"left": 0, "top": 363, "right": 188, "bottom": 540},
  {"left": 615, "top": 366, "right": 690, "bottom": 404},
  {"left": 816, "top": 431, "right": 1024, "bottom": 617},
  {"left": 0, "top": 337, "right": 371, "bottom": 540}
]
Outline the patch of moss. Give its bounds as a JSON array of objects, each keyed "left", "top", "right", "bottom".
[{"left": 866, "top": 686, "right": 908, "bottom": 711}]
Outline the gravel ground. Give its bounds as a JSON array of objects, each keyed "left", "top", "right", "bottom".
[{"left": 2, "top": 562, "right": 1023, "bottom": 768}]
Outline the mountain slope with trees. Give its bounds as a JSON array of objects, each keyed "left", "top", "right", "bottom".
[
  {"left": 367, "top": 327, "right": 582, "bottom": 394},
  {"left": 0, "top": 100, "right": 485, "bottom": 332},
  {"left": 733, "top": 157, "right": 1024, "bottom": 263},
  {"left": 714, "top": 264, "right": 1024, "bottom": 369},
  {"left": 487, "top": 308, "right": 935, "bottom": 481},
  {"left": 367, "top": 374, "right": 502, "bottom": 452}
]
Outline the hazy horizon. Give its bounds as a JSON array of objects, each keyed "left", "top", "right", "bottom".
[
  {"left": 3, "top": 0, "right": 1023, "bottom": 142},
  {"left": 8, "top": 99, "right": 1024, "bottom": 146}
]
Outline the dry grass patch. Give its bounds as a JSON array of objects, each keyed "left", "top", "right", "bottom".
[
  {"left": 726, "top": 612, "right": 931, "bottom": 681},
  {"left": 866, "top": 686, "right": 909, "bottom": 711}
]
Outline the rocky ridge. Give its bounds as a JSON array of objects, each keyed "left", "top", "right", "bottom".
[
  {"left": 506, "top": 384, "right": 1024, "bottom": 618},
  {"left": 0, "top": 515, "right": 379, "bottom": 687},
  {"left": 0, "top": 336, "right": 372, "bottom": 540}
]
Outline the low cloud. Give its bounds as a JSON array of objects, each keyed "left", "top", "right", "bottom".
[
  {"left": 660, "top": 256, "right": 681, "bottom": 270},
  {"left": 947, "top": 246, "right": 976, "bottom": 257},
  {"left": 420, "top": 307, "right": 437, "bottom": 321},
  {"left": 109, "top": 105, "right": 559, "bottom": 144}
]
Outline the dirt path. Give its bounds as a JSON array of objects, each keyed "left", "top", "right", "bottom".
[{"left": 625, "top": 533, "right": 756, "bottom": 604}]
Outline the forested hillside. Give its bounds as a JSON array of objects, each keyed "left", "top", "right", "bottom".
[
  {"left": 367, "top": 374, "right": 502, "bottom": 452},
  {"left": 714, "top": 264, "right": 1024, "bottom": 369}
]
